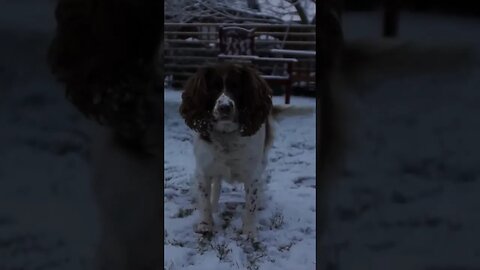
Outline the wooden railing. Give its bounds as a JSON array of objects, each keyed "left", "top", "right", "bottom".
[{"left": 164, "top": 23, "right": 316, "bottom": 90}]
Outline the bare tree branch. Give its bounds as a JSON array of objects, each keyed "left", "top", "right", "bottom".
[
  {"left": 258, "top": 0, "right": 315, "bottom": 24},
  {"left": 285, "top": 0, "right": 310, "bottom": 24},
  {"left": 165, "top": 0, "right": 284, "bottom": 23}
]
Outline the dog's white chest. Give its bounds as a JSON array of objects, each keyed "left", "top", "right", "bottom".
[
  {"left": 212, "top": 134, "right": 245, "bottom": 156},
  {"left": 193, "top": 126, "right": 266, "bottom": 183},
  {"left": 212, "top": 136, "right": 252, "bottom": 183}
]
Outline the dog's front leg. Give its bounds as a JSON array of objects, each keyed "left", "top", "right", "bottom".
[
  {"left": 195, "top": 171, "right": 214, "bottom": 234},
  {"left": 242, "top": 177, "right": 261, "bottom": 238}
]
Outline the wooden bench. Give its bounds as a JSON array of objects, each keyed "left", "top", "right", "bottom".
[
  {"left": 217, "top": 26, "right": 298, "bottom": 104},
  {"left": 270, "top": 48, "right": 316, "bottom": 91}
]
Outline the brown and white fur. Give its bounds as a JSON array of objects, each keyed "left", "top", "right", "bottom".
[
  {"left": 89, "top": 121, "right": 162, "bottom": 270},
  {"left": 180, "top": 63, "right": 313, "bottom": 237}
]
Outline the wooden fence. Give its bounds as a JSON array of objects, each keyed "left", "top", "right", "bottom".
[{"left": 164, "top": 23, "right": 316, "bottom": 91}]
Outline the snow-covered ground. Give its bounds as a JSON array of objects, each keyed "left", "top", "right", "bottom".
[
  {"left": 322, "top": 11, "right": 480, "bottom": 269},
  {"left": 164, "top": 90, "right": 316, "bottom": 270},
  {"left": 0, "top": 1, "right": 98, "bottom": 269}
]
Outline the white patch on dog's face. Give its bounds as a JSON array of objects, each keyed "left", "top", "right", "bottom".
[
  {"left": 212, "top": 91, "right": 238, "bottom": 133},
  {"left": 213, "top": 92, "right": 236, "bottom": 120}
]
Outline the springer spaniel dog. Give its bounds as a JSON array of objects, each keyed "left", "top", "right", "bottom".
[
  {"left": 180, "top": 63, "right": 292, "bottom": 237},
  {"left": 48, "top": 0, "right": 162, "bottom": 269}
]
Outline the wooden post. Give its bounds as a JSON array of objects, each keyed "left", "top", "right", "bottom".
[
  {"left": 383, "top": 0, "right": 400, "bottom": 37},
  {"left": 285, "top": 62, "right": 293, "bottom": 104}
]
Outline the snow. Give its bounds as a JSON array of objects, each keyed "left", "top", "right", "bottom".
[
  {"left": 270, "top": 49, "right": 316, "bottom": 56},
  {"left": 164, "top": 90, "right": 316, "bottom": 270},
  {"left": 0, "top": 2, "right": 98, "bottom": 269},
  {"left": 321, "top": 11, "right": 480, "bottom": 269}
]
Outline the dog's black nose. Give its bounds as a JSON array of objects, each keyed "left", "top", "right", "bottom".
[{"left": 217, "top": 103, "right": 233, "bottom": 114}]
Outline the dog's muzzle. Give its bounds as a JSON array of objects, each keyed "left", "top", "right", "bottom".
[{"left": 214, "top": 93, "right": 235, "bottom": 120}]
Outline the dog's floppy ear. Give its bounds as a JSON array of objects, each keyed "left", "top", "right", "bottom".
[
  {"left": 238, "top": 65, "right": 272, "bottom": 136},
  {"left": 179, "top": 66, "right": 214, "bottom": 138},
  {"left": 48, "top": 0, "right": 163, "bottom": 141}
]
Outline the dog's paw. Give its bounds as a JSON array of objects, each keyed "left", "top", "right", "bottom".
[{"left": 195, "top": 220, "right": 214, "bottom": 235}]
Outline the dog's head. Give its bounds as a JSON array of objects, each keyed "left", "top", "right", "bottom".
[{"left": 179, "top": 63, "right": 272, "bottom": 138}]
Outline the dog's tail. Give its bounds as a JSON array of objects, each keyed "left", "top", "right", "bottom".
[{"left": 271, "top": 104, "right": 315, "bottom": 120}]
